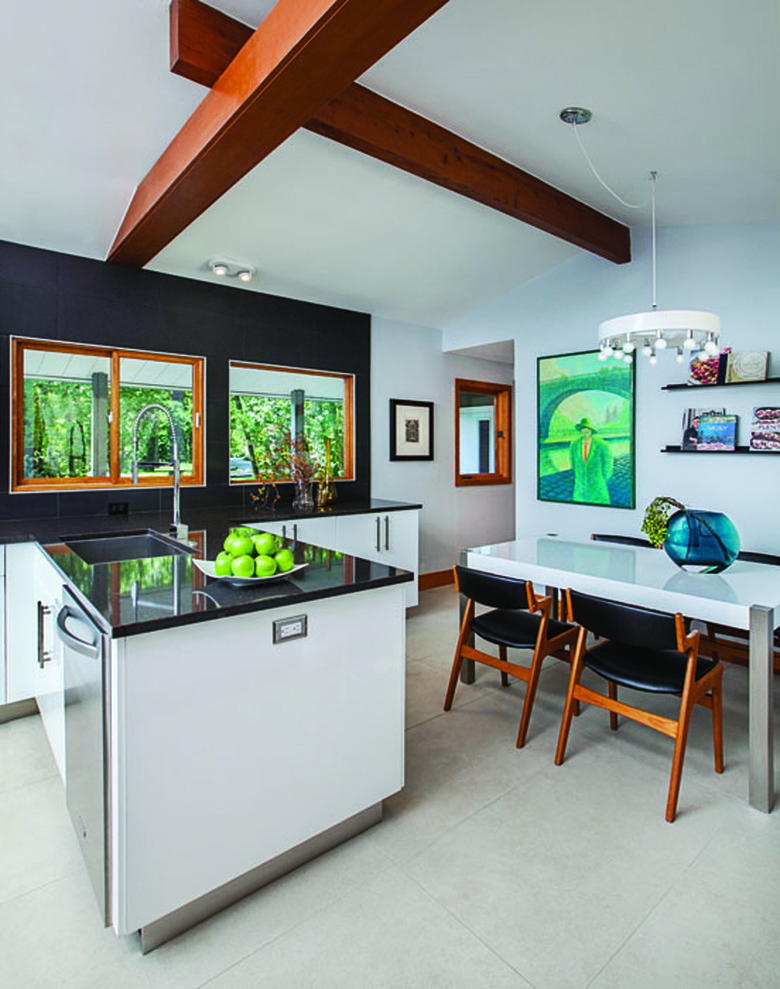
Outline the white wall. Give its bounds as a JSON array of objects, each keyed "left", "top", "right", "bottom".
[
  {"left": 371, "top": 318, "right": 515, "bottom": 573},
  {"left": 444, "top": 223, "right": 780, "bottom": 552}
]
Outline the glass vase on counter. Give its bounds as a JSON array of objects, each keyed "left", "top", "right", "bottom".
[{"left": 315, "top": 438, "right": 337, "bottom": 508}]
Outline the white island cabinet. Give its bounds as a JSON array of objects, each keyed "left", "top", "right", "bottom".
[{"left": 110, "top": 582, "right": 406, "bottom": 949}]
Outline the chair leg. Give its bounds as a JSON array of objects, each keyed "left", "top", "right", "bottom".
[
  {"left": 712, "top": 675, "right": 725, "bottom": 774},
  {"left": 515, "top": 645, "right": 546, "bottom": 749},
  {"left": 666, "top": 696, "right": 695, "bottom": 823},
  {"left": 444, "top": 601, "right": 474, "bottom": 711},
  {"left": 499, "top": 645, "right": 510, "bottom": 687},
  {"left": 555, "top": 631, "right": 587, "bottom": 766},
  {"left": 608, "top": 681, "right": 619, "bottom": 731}
]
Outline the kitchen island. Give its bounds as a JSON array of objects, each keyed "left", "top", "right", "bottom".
[{"left": 1, "top": 506, "right": 413, "bottom": 951}]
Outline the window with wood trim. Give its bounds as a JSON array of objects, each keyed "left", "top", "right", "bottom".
[
  {"left": 12, "top": 338, "right": 204, "bottom": 492},
  {"left": 455, "top": 378, "right": 513, "bottom": 486},
  {"left": 229, "top": 362, "right": 354, "bottom": 482}
]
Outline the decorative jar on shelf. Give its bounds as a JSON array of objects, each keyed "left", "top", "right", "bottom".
[{"left": 663, "top": 509, "right": 740, "bottom": 573}]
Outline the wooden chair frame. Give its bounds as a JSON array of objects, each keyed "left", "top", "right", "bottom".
[
  {"left": 555, "top": 593, "right": 724, "bottom": 822},
  {"left": 445, "top": 567, "right": 578, "bottom": 748}
]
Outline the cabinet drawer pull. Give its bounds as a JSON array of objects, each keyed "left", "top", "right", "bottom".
[
  {"left": 376, "top": 516, "right": 382, "bottom": 552},
  {"left": 384, "top": 515, "right": 390, "bottom": 551},
  {"left": 37, "top": 601, "right": 52, "bottom": 668}
]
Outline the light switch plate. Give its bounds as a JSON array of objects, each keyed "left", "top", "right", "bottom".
[{"left": 273, "top": 615, "right": 308, "bottom": 643}]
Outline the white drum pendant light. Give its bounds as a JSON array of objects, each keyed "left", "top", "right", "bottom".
[{"left": 559, "top": 109, "right": 721, "bottom": 365}]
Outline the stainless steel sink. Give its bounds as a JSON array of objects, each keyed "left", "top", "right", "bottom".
[{"left": 62, "top": 529, "right": 195, "bottom": 566}]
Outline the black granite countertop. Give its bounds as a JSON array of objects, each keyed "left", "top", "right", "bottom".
[{"left": 0, "top": 503, "right": 417, "bottom": 638}]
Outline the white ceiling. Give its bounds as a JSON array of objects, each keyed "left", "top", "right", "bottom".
[{"left": 2, "top": 0, "right": 778, "bottom": 329}]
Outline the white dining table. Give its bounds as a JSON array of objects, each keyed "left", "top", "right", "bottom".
[{"left": 460, "top": 537, "right": 778, "bottom": 813}]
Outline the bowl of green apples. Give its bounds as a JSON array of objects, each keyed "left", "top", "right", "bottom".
[{"left": 193, "top": 527, "right": 304, "bottom": 584}]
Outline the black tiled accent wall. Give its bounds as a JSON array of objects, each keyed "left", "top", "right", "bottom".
[{"left": 0, "top": 240, "right": 371, "bottom": 521}]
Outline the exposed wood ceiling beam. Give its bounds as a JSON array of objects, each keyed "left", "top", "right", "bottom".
[
  {"left": 108, "top": 0, "right": 453, "bottom": 267},
  {"left": 167, "top": 0, "right": 631, "bottom": 265}
]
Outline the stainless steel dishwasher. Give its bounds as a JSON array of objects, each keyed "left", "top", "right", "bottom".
[{"left": 56, "top": 587, "right": 111, "bottom": 925}]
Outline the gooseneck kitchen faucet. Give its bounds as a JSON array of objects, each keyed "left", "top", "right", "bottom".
[{"left": 131, "top": 403, "right": 182, "bottom": 535}]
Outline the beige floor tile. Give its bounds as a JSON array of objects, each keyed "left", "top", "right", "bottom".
[
  {"left": 405, "top": 749, "right": 746, "bottom": 989},
  {"left": 590, "top": 810, "right": 780, "bottom": 988},
  {"left": 0, "top": 828, "right": 395, "bottom": 989},
  {"left": 201, "top": 866, "right": 532, "bottom": 989},
  {"left": 0, "top": 775, "right": 84, "bottom": 905},
  {"left": 0, "top": 714, "right": 58, "bottom": 795}
]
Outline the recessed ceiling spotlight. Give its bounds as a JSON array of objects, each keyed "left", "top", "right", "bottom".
[
  {"left": 211, "top": 261, "right": 228, "bottom": 276},
  {"left": 237, "top": 269, "right": 253, "bottom": 283}
]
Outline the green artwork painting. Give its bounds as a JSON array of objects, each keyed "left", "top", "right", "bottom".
[{"left": 537, "top": 350, "right": 635, "bottom": 509}]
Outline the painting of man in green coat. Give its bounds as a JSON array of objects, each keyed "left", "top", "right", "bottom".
[
  {"left": 569, "top": 418, "right": 613, "bottom": 504},
  {"left": 537, "top": 350, "right": 635, "bottom": 508}
]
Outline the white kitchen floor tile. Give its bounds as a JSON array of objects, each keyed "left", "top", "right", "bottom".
[{"left": 199, "top": 866, "right": 532, "bottom": 989}]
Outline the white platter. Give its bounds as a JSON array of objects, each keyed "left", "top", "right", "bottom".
[{"left": 193, "top": 558, "right": 307, "bottom": 584}]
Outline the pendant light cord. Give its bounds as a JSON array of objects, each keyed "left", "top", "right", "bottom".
[
  {"left": 650, "top": 170, "right": 657, "bottom": 310},
  {"left": 569, "top": 121, "right": 649, "bottom": 210}
]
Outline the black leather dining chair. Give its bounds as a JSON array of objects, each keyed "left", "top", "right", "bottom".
[
  {"left": 555, "top": 589, "right": 724, "bottom": 822},
  {"left": 590, "top": 533, "right": 648, "bottom": 547},
  {"left": 445, "top": 565, "right": 578, "bottom": 748},
  {"left": 701, "top": 551, "right": 780, "bottom": 669}
]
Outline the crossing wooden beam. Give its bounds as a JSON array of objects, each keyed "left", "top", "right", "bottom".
[{"left": 108, "top": 0, "right": 453, "bottom": 267}]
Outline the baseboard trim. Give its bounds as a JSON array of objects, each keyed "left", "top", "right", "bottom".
[
  {"left": 419, "top": 568, "right": 455, "bottom": 591},
  {"left": 0, "top": 698, "right": 38, "bottom": 724}
]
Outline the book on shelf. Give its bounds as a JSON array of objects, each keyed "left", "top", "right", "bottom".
[
  {"left": 696, "top": 414, "right": 738, "bottom": 451},
  {"left": 749, "top": 407, "right": 780, "bottom": 452},
  {"left": 681, "top": 407, "right": 725, "bottom": 450},
  {"left": 725, "top": 351, "right": 768, "bottom": 383}
]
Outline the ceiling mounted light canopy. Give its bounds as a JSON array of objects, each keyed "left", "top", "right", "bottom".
[
  {"left": 559, "top": 111, "right": 722, "bottom": 365},
  {"left": 209, "top": 259, "right": 256, "bottom": 283}
]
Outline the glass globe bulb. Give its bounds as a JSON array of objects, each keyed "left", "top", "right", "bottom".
[
  {"left": 598, "top": 350, "right": 609, "bottom": 362},
  {"left": 649, "top": 354, "right": 658, "bottom": 365},
  {"left": 624, "top": 353, "right": 634, "bottom": 364},
  {"left": 683, "top": 331, "right": 697, "bottom": 351},
  {"left": 602, "top": 343, "right": 613, "bottom": 358},
  {"left": 675, "top": 349, "right": 685, "bottom": 363},
  {"left": 704, "top": 339, "right": 719, "bottom": 356},
  {"left": 613, "top": 348, "right": 624, "bottom": 360},
  {"left": 623, "top": 340, "right": 636, "bottom": 353},
  {"left": 641, "top": 343, "right": 653, "bottom": 357},
  {"left": 654, "top": 333, "right": 667, "bottom": 350}
]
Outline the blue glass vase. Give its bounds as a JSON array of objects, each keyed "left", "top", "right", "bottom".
[{"left": 663, "top": 510, "right": 740, "bottom": 573}]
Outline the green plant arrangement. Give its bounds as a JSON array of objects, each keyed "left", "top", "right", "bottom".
[{"left": 640, "top": 496, "right": 686, "bottom": 548}]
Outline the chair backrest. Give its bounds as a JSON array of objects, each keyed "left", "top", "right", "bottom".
[
  {"left": 591, "top": 533, "right": 648, "bottom": 548},
  {"left": 737, "top": 550, "right": 780, "bottom": 567},
  {"left": 455, "top": 565, "right": 531, "bottom": 611},
  {"left": 568, "top": 590, "right": 679, "bottom": 651}
]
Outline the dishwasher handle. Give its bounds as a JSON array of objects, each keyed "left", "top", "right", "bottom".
[{"left": 56, "top": 605, "right": 102, "bottom": 660}]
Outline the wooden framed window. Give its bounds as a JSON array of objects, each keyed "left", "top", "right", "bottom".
[
  {"left": 229, "top": 362, "right": 354, "bottom": 482},
  {"left": 455, "top": 378, "right": 513, "bottom": 486},
  {"left": 12, "top": 338, "right": 204, "bottom": 492}
]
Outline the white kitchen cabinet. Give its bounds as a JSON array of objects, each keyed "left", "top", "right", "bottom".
[
  {"left": 335, "top": 511, "right": 419, "bottom": 606},
  {"left": 110, "top": 582, "right": 405, "bottom": 938},
  {"left": 0, "top": 546, "right": 5, "bottom": 703},
  {"left": 33, "top": 548, "right": 66, "bottom": 781},
  {"left": 5, "top": 542, "right": 38, "bottom": 704},
  {"left": 251, "top": 509, "right": 418, "bottom": 605}
]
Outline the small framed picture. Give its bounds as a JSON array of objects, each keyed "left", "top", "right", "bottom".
[{"left": 390, "top": 399, "right": 434, "bottom": 461}]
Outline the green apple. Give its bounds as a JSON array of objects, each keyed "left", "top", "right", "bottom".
[
  {"left": 223, "top": 533, "right": 239, "bottom": 555},
  {"left": 252, "top": 532, "right": 277, "bottom": 556},
  {"left": 214, "top": 551, "right": 233, "bottom": 576},
  {"left": 255, "top": 554, "right": 277, "bottom": 577},
  {"left": 232, "top": 527, "right": 256, "bottom": 538},
  {"left": 274, "top": 535, "right": 285, "bottom": 551},
  {"left": 229, "top": 534, "right": 256, "bottom": 558},
  {"left": 274, "top": 547, "right": 295, "bottom": 573},
  {"left": 231, "top": 554, "right": 256, "bottom": 578}
]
